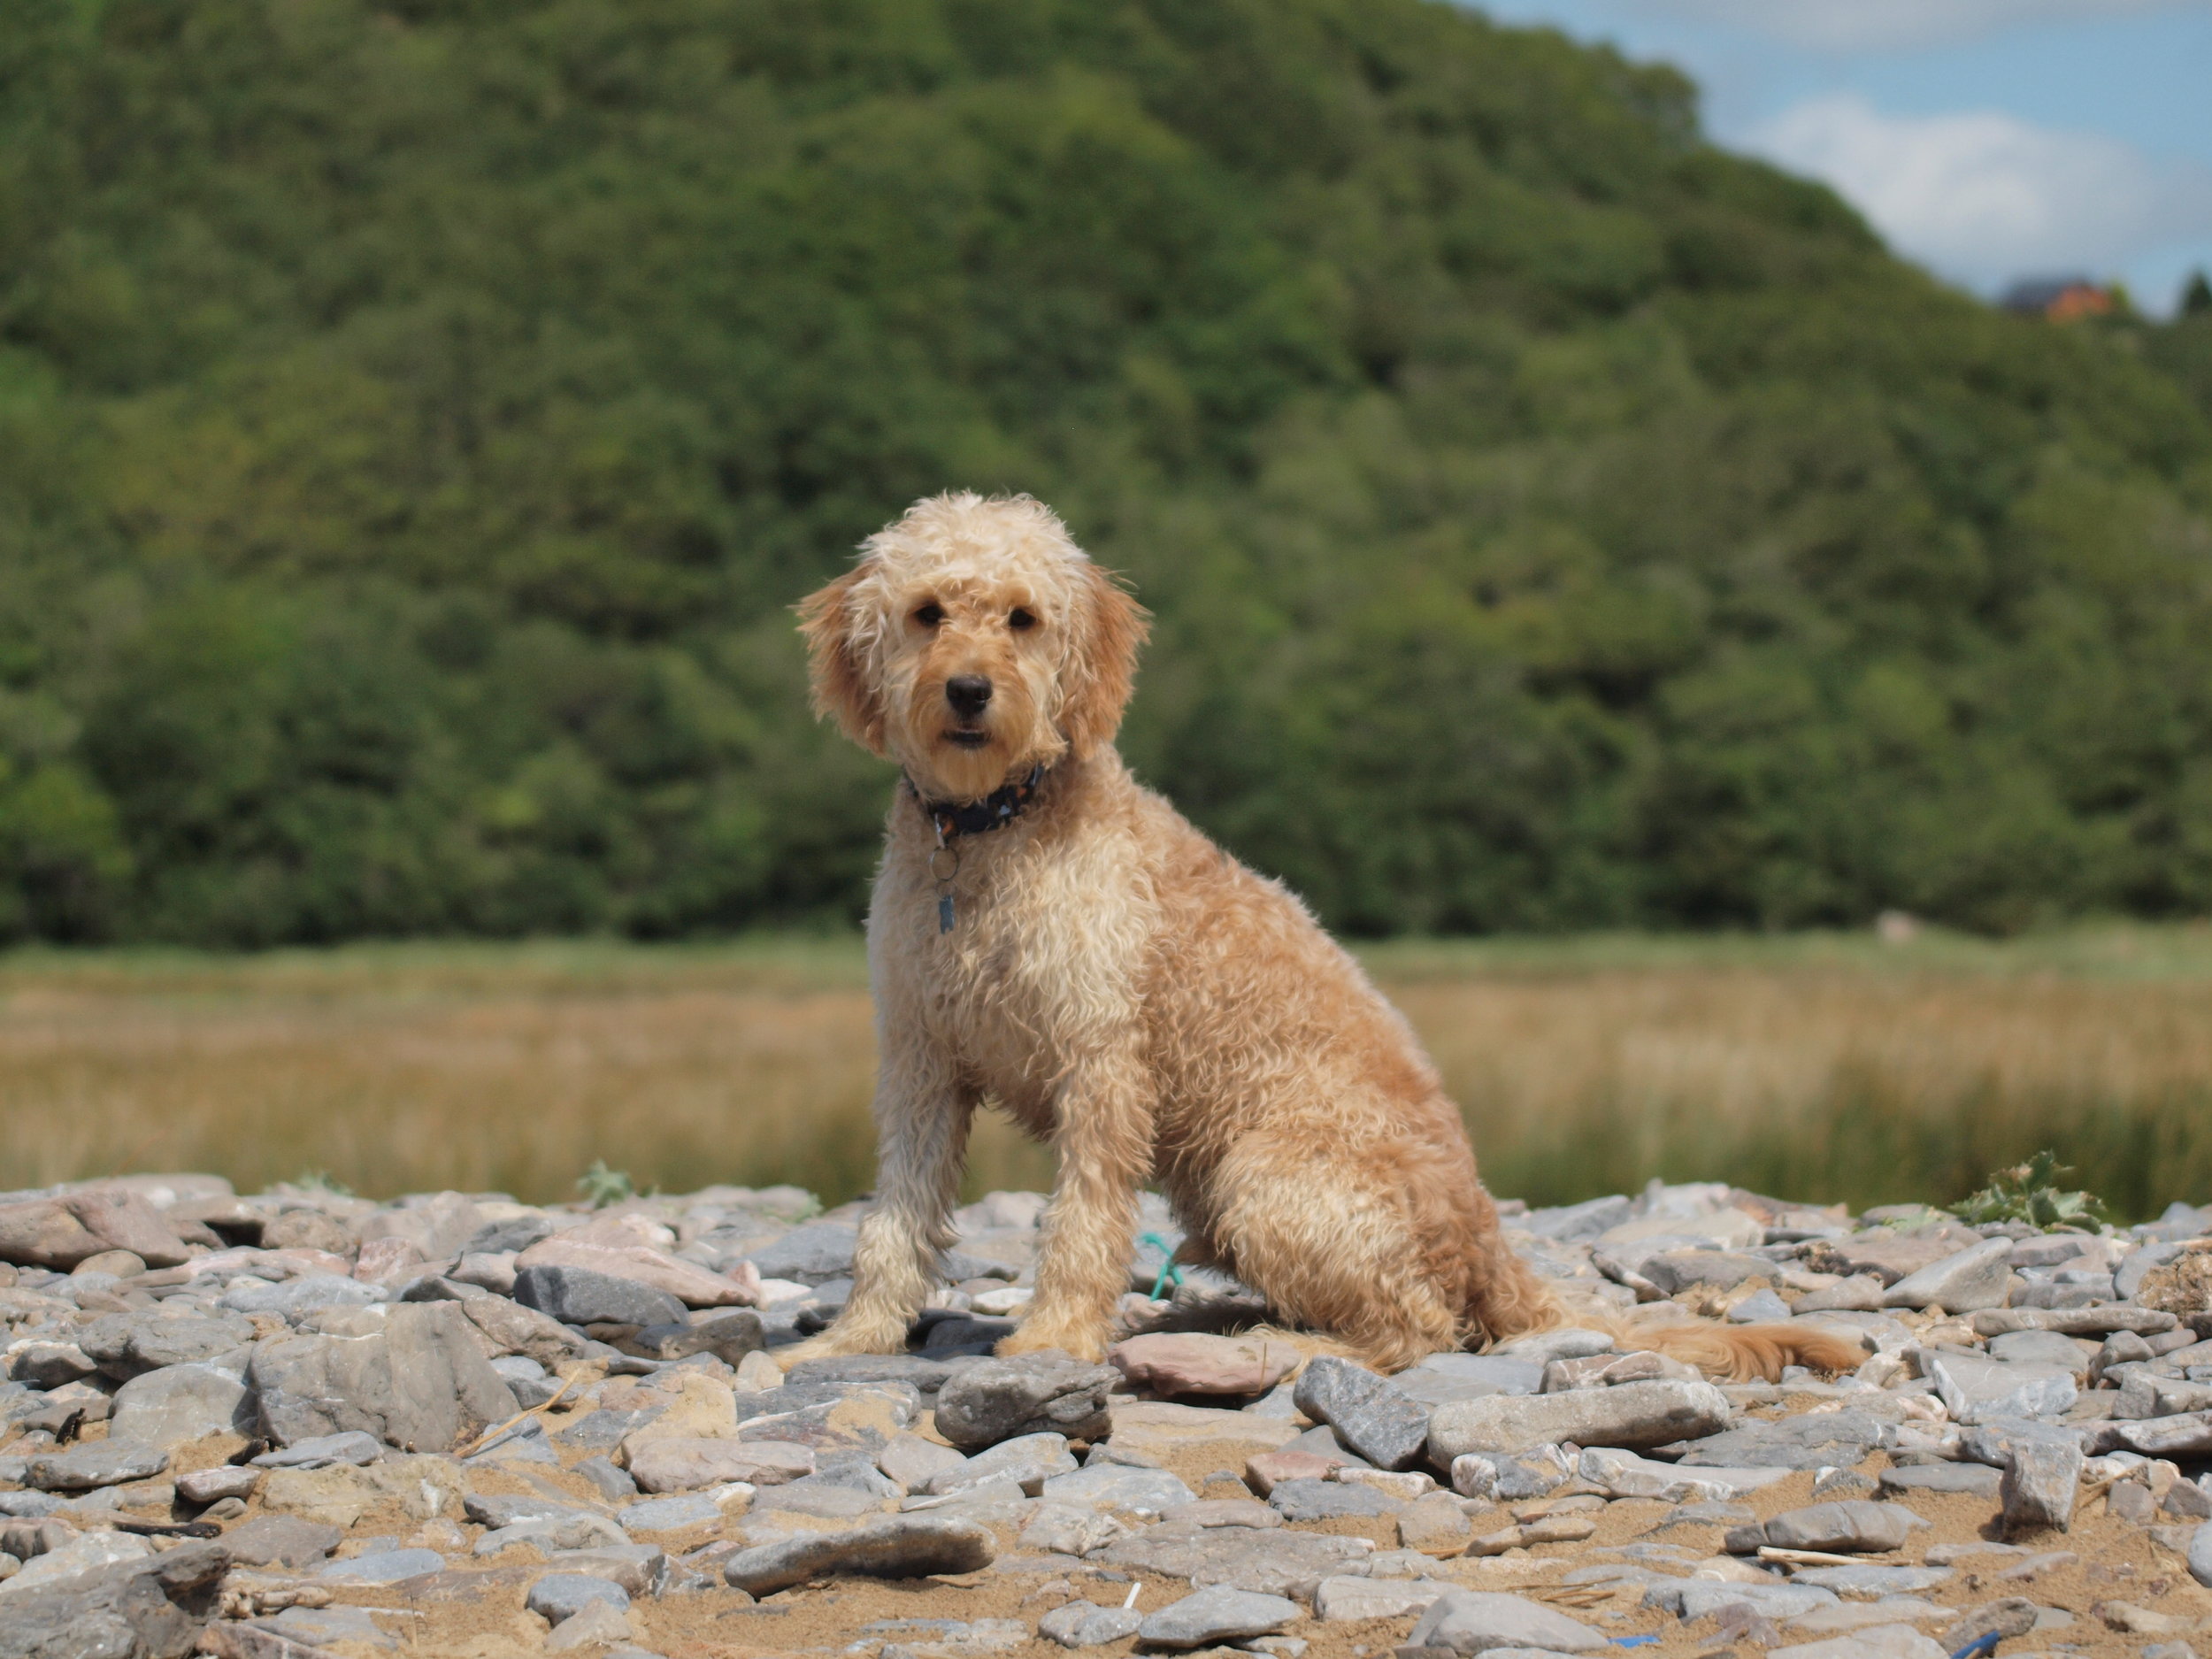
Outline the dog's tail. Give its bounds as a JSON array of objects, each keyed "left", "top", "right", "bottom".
[{"left": 1477, "top": 1268, "right": 1867, "bottom": 1384}]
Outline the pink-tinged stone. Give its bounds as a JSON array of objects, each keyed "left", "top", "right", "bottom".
[
  {"left": 1109, "top": 1333, "right": 1302, "bottom": 1397},
  {"left": 0, "top": 1189, "right": 192, "bottom": 1271},
  {"left": 515, "top": 1236, "right": 758, "bottom": 1309},
  {"left": 353, "top": 1237, "right": 428, "bottom": 1285},
  {"left": 1245, "top": 1449, "right": 1347, "bottom": 1495},
  {"left": 624, "top": 1437, "right": 812, "bottom": 1493}
]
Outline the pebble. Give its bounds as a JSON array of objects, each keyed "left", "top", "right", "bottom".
[
  {"left": 22, "top": 1439, "right": 167, "bottom": 1492},
  {"left": 1037, "top": 1463, "right": 1195, "bottom": 1516},
  {"left": 1294, "top": 1356, "right": 1432, "bottom": 1470},
  {"left": 526, "top": 1571, "right": 632, "bottom": 1623},
  {"left": 1429, "top": 1379, "right": 1731, "bottom": 1459},
  {"left": 1040, "top": 1601, "right": 1146, "bottom": 1647},
  {"left": 721, "top": 1512, "right": 996, "bottom": 1594},
  {"left": 933, "top": 1353, "right": 1117, "bottom": 1451},
  {"left": 317, "top": 1547, "right": 445, "bottom": 1583},
  {"left": 1407, "top": 1589, "right": 1608, "bottom": 1654},
  {"left": 1136, "top": 1585, "right": 1302, "bottom": 1649}
]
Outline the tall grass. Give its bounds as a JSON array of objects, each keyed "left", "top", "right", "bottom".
[{"left": 1, "top": 926, "right": 2208, "bottom": 1217}]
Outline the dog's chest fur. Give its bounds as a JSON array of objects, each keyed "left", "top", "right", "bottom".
[{"left": 871, "top": 791, "right": 1155, "bottom": 1120}]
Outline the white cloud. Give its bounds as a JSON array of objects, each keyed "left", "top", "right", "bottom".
[
  {"left": 1747, "top": 94, "right": 2212, "bottom": 285},
  {"left": 1650, "top": 0, "right": 2207, "bottom": 55}
]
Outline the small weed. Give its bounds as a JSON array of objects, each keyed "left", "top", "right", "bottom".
[
  {"left": 291, "top": 1169, "right": 353, "bottom": 1197},
  {"left": 1956, "top": 1150, "right": 2108, "bottom": 1231},
  {"left": 577, "top": 1159, "right": 636, "bottom": 1209}
]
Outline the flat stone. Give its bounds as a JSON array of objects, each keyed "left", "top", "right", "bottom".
[
  {"left": 1972, "top": 1306, "right": 2177, "bottom": 1337},
  {"left": 1105, "top": 1400, "right": 1301, "bottom": 1465},
  {"left": 1138, "top": 1585, "right": 1300, "bottom": 1649},
  {"left": 1670, "top": 1409, "right": 1885, "bottom": 1471},
  {"left": 1488, "top": 1329, "right": 1616, "bottom": 1366},
  {"left": 1038, "top": 1463, "right": 1194, "bottom": 1516},
  {"left": 1646, "top": 1581, "right": 1840, "bottom": 1620},
  {"left": 618, "top": 1492, "right": 725, "bottom": 1532},
  {"left": 1109, "top": 1333, "right": 1299, "bottom": 1397},
  {"left": 933, "top": 1352, "right": 1117, "bottom": 1451},
  {"left": 1160, "top": 1498, "right": 1280, "bottom": 1529},
  {"left": 1040, "top": 1601, "right": 1145, "bottom": 1647},
  {"left": 1410, "top": 1355, "right": 1546, "bottom": 1396},
  {"left": 1315, "top": 1574, "right": 1450, "bottom": 1620},
  {"left": 721, "top": 1512, "right": 995, "bottom": 1595},
  {"left": 1730, "top": 1288, "right": 1796, "bottom": 1323},
  {"left": 0, "top": 1531, "right": 154, "bottom": 1599},
  {"left": 1408, "top": 1589, "right": 1608, "bottom": 1654},
  {"left": 1923, "top": 1353, "right": 2076, "bottom": 1425},
  {"left": 1794, "top": 1277, "right": 1887, "bottom": 1314},
  {"left": 1401, "top": 1492, "right": 1476, "bottom": 1556},
  {"left": 544, "top": 1600, "right": 632, "bottom": 1652},
  {"left": 475, "top": 1512, "right": 630, "bottom": 1555},
  {"left": 2116, "top": 1373, "right": 2212, "bottom": 1419},
  {"left": 1430, "top": 1379, "right": 1732, "bottom": 1460},
  {"left": 1816, "top": 1229, "right": 1985, "bottom": 1287},
  {"left": 1768, "top": 1625, "right": 1945, "bottom": 1659},
  {"left": 1019, "top": 1502, "right": 1129, "bottom": 1556},
  {"left": 1268, "top": 1477, "right": 1402, "bottom": 1522},
  {"left": 2085, "top": 1410, "right": 2212, "bottom": 1459},
  {"left": 743, "top": 1221, "right": 859, "bottom": 1281},
  {"left": 213, "top": 1514, "right": 342, "bottom": 1570},
  {"left": 515, "top": 1231, "right": 753, "bottom": 1310},
  {"left": 1293, "top": 1356, "right": 1430, "bottom": 1471},
  {"left": 1786, "top": 1601, "right": 1951, "bottom": 1634},
  {"left": 784, "top": 1355, "right": 975, "bottom": 1398},
  {"left": 1450, "top": 1448, "right": 1571, "bottom": 1502},
  {"left": 252, "top": 1430, "right": 382, "bottom": 1470},
  {"left": 254, "top": 1605, "right": 401, "bottom": 1651},
  {"left": 626, "top": 1437, "right": 811, "bottom": 1492},
  {"left": 457, "top": 1294, "right": 588, "bottom": 1371},
  {"left": 1247, "top": 1449, "right": 1347, "bottom": 1494},
  {"left": 526, "top": 1572, "right": 630, "bottom": 1624},
  {"left": 177, "top": 1465, "right": 262, "bottom": 1505},
  {"left": 2187, "top": 1520, "right": 2211, "bottom": 1588},
  {"left": 110, "top": 1363, "right": 256, "bottom": 1448},
  {"left": 220, "top": 1274, "right": 384, "bottom": 1317},
  {"left": 1881, "top": 1239, "right": 2016, "bottom": 1313},
  {"left": 1577, "top": 1448, "right": 1791, "bottom": 1502},
  {"left": 250, "top": 1301, "right": 518, "bottom": 1453},
  {"left": 511, "top": 1264, "right": 687, "bottom": 1328},
  {"left": 923, "top": 1432, "right": 1075, "bottom": 1496},
  {"left": 1789, "top": 1566, "right": 1955, "bottom": 1599},
  {"left": 1985, "top": 1330, "right": 2090, "bottom": 1374},
  {"left": 1999, "top": 1430, "right": 2083, "bottom": 1535},
  {"left": 751, "top": 1465, "right": 897, "bottom": 1518},
  {"left": 318, "top": 1548, "right": 447, "bottom": 1584},
  {"left": 1755, "top": 1502, "right": 1927, "bottom": 1555},
  {"left": 1094, "top": 1524, "right": 1371, "bottom": 1599},
  {"left": 1878, "top": 1463, "right": 2001, "bottom": 1499},
  {"left": 879, "top": 1431, "right": 968, "bottom": 1491},
  {"left": 22, "top": 1439, "right": 167, "bottom": 1491},
  {"left": 1642, "top": 1252, "right": 1776, "bottom": 1295},
  {"left": 77, "top": 1311, "right": 255, "bottom": 1379},
  {"left": 0, "top": 1189, "right": 190, "bottom": 1271}
]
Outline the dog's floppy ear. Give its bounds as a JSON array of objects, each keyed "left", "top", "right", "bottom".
[
  {"left": 1059, "top": 561, "right": 1149, "bottom": 757},
  {"left": 797, "top": 566, "right": 887, "bottom": 755}
]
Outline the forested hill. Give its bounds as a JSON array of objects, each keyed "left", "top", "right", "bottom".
[{"left": 4, "top": 0, "right": 2211, "bottom": 945}]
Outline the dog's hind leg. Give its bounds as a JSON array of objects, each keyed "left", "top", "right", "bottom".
[
  {"left": 784, "top": 1033, "right": 973, "bottom": 1364},
  {"left": 1000, "top": 1049, "right": 1153, "bottom": 1363}
]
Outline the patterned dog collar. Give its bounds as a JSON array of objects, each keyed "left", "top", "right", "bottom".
[{"left": 912, "top": 763, "right": 1048, "bottom": 842}]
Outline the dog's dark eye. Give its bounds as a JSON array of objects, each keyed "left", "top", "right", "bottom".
[
  {"left": 913, "top": 603, "right": 944, "bottom": 627},
  {"left": 1008, "top": 608, "right": 1036, "bottom": 632}
]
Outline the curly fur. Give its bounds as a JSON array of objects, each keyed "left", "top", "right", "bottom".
[{"left": 787, "top": 491, "right": 1859, "bottom": 1382}]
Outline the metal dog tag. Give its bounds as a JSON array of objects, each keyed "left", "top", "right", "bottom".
[{"left": 938, "top": 893, "right": 956, "bottom": 933}]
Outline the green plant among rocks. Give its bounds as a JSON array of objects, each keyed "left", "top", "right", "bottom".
[
  {"left": 577, "top": 1160, "right": 637, "bottom": 1209},
  {"left": 1956, "top": 1150, "right": 2108, "bottom": 1231}
]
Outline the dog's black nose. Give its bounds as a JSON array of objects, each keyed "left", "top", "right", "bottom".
[{"left": 946, "top": 675, "right": 993, "bottom": 717}]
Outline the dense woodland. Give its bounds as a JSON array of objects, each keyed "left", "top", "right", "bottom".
[{"left": 4, "top": 0, "right": 2212, "bottom": 945}]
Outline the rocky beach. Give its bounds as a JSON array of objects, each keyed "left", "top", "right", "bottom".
[{"left": 0, "top": 1175, "right": 2208, "bottom": 1659}]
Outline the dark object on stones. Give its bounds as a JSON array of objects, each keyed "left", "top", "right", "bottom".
[{"left": 932, "top": 1352, "right": 1116, "bottom": 1451}]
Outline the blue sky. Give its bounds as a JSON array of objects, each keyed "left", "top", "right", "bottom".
[{"left": 1468, "top": 1, "right": 2212, "bottom": 315}]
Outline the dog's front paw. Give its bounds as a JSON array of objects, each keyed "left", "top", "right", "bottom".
[
  {"left": 995, "top": 1317, "right": 1111, "bottom": 1363},
  {"left": 779, "top": 1317, "right": 910, "bottom": 1370}
]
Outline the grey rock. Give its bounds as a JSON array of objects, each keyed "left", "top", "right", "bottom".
[
  {"left": 1430, "top": 1379, "right": 1731, "bottom": 1460},
  {"left": 260, "top": 1605, "right": 398, "bottom": 1649},
  {"left": 1018, "top": 1502, "right": 1129, "bottom": 1556},
  {"left": 1039, "top": 1601, "right": 1145, "bottom": 1647},
  {"left": 458, "top": 1294, "right": 588, "bottom": 1370},
  {"left": 2116, "top": 1373, "right": 2212, "bottom": 1419},
  {"left": 783, "top": 1354, "right": 976, "bottom": 1398},
  {"left": 1094, "top": 1524, "right": 1371, "bottom": 1599},
  {"left": 317, "top": 1548, "right": 444, "bottom": 1584},
  {"left": 1137, "top": 1585, "right": 1300, "bottom": 1650},
  {"left": 1878, "top": 1464, "right": 2001, "bottom": 1499},
  {"left": 924, "top": 1432, "right": 1076, "bottom": 1496},
  {"left": 0, "top": 1538, "right": 227, "bottom": 1659},
  {"left": 464, "top": 1493, "right": 598, "bottom": 1530},
  {"left": 618, "top": 1493, "right": 724, "bottom": 1532},
  {"left": 219, "top": 1274, "right": 382, "bottom": 1318},
  {"left": 751, "top": 1467, "right": 897, "bottom": 1518},
  {"left": 250, "top": 1431, "right": 382, "bottom": 1470},
  {"left": 1407, "top": 1355, "right": 1544, "bottom": 1397},
  {"left": 1517, "top": 1196, "right": 1634, "bottom": 1240},
  {"left": 933, "top": 1352, "right": 1116, "bottom": 1451},
  {"left": 475, "top": 1511, "right": 630, "bottom": 1555},
  {"left": 1450, "top": 1448, "right": 1570, "bottom": 1502},
  {"left": 1924, "top": 1353, "right": 2076, "bottom": 1425},
  {"left": 1641, "top": 1252, "right": 1775, "bottom": 1295},
  {"left": 720, "top": 1513, "right": 995, "bottom": 1595},
  {"left": 1038, "top": 1463, "right": 1194, "bottom": 1516},
  {"left": 1577, "top": 1448, "right": 1791, "bottom": 1502},
  {"left": 1646, "top": 1581, "right": 1839, "bottom": 1620},
  {"left": 1286, "top": 1423, "right": 1371, "bottom": 1468},
  {"left": 1407, "top": 1589, "right": 1608, "bottom": 1654},
  {"left": 2119, "top": 1242, "right": 2185, "bottom": 1302},
  {"left": 1294, "top": 1356, "right": 1430, "bottom": 1471},
  {"left": 1729, "top": 1289, "right": 1795, "bottom": 1323},
  {"left": 1938, "top": 1598, "right": 2039, "bottom": 1649},
  {"left": 109, "top": 1364, "right": 255, "bottom": 1449},
  {"left": 2189, "top": 1521, "right": 2211, "bottom": 1589},
  {"left": 23, "top": 1439, "right": 167, "bottom": 1492},
  {"left": 8, "top": 1343, "right": 97, "bottom": 1390},
  {"left": 1788, "top": 1565, "right": 1955, "bottom": 1598},
  {"left": 511, "top": 1265, "right": 685, "bottom": 1329},
  {"left": 219, "top": 1515, "right": 343, "bottom": 1568},
  {"left": 464, "top": 1216, "right": 556, "bottom": 1256},
  {"left": 745, "top": 1222, "right": 858, "bottom": 1283},
  {"left": 174, "top": 1465, "right": 260, "bottom": 1506},
  {"left": 1986, "top": 1330, "right": 2090, "bottom": 1375},
  {"left": 574, "top": 1455, "right": 635, "bottom": 1502},
  {"left": 76, "top": 1312, "right": 254, "bottom": 1380},
  {"left": 250, "top": 1301, "right": 518, "bottom": 1452},
  {"left": 1999, "top": 1430, "right": 2083, "bottom": 1534},
  {"left": 2084, "top": 1409, "right": 2212, "bottom": 1459},
  {"left": 1488, "top": 1329, "right": 1616, "bottom": 1365},
  {"left": 1671, "top": 1409, "right": 1885, "bottom": 1470},
  {"left": 1752, "top": 1502, "right": 1926, "bottom": 1555},
  {"left": 1267, "top": 1477, "right": 1402, "bottom": 1521},
  {"left": 526, "top": 1573, "right": 630, "bottom": 1624},
  {"left": 1882, "top": 1239, "right": 2015, "bottom": 1313}
]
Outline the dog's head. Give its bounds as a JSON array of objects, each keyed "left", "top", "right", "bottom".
[{"left": 798, "top": 492, "right": 1148, "bottom": 802}]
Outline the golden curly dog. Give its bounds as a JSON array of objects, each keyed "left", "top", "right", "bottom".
[{"left": 789, "top": 491, "right": 1860, "bottom": 1381}]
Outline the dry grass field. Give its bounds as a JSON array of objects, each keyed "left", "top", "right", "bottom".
[{"left": 3, "top": 925, "right": 2208, "bottom": 1217}]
